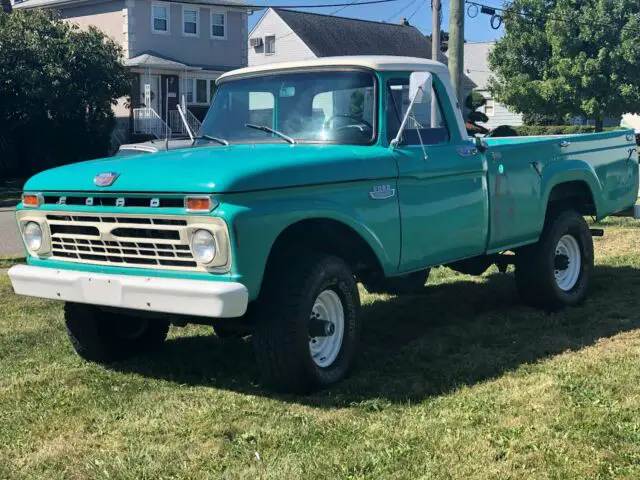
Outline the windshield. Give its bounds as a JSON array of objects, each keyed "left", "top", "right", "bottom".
[{"left": 199, "top": 70, "right": 376, "bottom": 145}]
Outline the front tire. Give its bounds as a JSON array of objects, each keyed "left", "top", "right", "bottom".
[
  {"left": 253, "top": 253, "right": 361, "bottom": 393},
  {"left": 65, "top": 303, "right": 169, "bottom": 363},
  {"left": 515, "top": 209, "right": 593, "bottom": 310}
]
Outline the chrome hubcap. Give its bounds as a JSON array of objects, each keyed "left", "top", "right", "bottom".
[
  {"left": 309, "top": 290, "right": 345, "bottom": 368},
  {"left": 554, "top": 234, "right": 581, "bottom": 291}
]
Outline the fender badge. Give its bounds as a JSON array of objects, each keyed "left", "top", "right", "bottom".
[
  {"left": 94, "top": 172, "right": 120, "bottom": 187},
  {"left": 369, "top": 184, "right": 395, "bottom": 200}
]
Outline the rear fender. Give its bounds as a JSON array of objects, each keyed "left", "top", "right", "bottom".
[{"left": 540, "top": 160, "right": 603, "bottom": 221}]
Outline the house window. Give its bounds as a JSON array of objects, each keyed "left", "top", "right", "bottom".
[
  {"left": 183, "top": 7, "right": 199, "bottom": 36},
  {"left": 152, "top": 3, "right": 169, "bottom": 34},
  {"left": 185, "top": 80, "right": 194, "bottom": 103},
  {"left": 485, "top": 98, "right": 495, "bottom": 117},
  {"left": 211, "top": 10, "right": 226, "bottom": 39},
  {"left": 265, "top": 35, "right": 275, "bottom": 55},
  {"left": 185, "top": 78, "right": 217, "bottom": 105},
  {"left": 196, "top": 79, "right": 208, "bottom": 103}
]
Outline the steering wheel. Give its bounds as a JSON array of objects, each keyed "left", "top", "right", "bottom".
[{"left": 324, "top": 114, "right": 373, "bottom": 132}]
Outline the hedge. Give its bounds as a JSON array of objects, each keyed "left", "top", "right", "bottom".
[{"left": 512, "top": 125, "right": 625, "bottom": 136}]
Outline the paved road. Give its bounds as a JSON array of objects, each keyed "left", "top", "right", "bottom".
[{"left": 0, "top": 208, "right": 23, "bottom": 256}]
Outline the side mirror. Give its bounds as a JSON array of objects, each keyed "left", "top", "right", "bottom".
[
  {"left": 391, "top": 72, "right": 433, "bottom": 153},
  {"left": 409, "top": 72, "right": 432, "bottom": 103}
]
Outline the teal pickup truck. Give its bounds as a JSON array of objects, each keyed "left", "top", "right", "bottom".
[{"left": 9, "top": 56, "right": 639, "bottom": 393}]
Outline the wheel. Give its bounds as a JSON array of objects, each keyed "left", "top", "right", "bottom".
[
  {"left": 364, "top": 269, "right": 430, "bottom": 295},
  {"left": 515, "top": 209, "right": 593, "bottom": 310},
  {"left": 253, "top": 253, "right": 361, "bottom": 393},
  {"left": 64, "top": 303, "right": 169, "bottom": 363}
]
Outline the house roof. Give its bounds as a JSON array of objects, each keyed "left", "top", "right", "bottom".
[
  {"left": 125, "top": 52, "right": 202, "bottom": 71},
  {"left": 219, "top": 55, "right": 450, "bottom": 81},
  {"left": 124, "top": 51, "right": 236, "bottom": 72},
  {"left": 14, "top": 0, "right": 248, "bottom": 8},
  {"left": 272, "top": 8, "right": 433, "bottom": 59}
]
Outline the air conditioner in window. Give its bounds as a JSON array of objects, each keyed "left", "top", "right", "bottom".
[{"left": 250, "top": 37, "right": 263, "bottom": 47}]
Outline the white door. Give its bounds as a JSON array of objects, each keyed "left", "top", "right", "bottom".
[{"left": 141, "top": 75, "right": 161, "bottom": 113}]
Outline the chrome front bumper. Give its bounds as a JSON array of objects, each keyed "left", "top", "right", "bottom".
[{"left": 8, "top": 265, "right": 248, "bottom": 318}]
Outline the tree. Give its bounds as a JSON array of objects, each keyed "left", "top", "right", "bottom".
[
  {"left": 0, "top": 9, "right": 131, "bottom": 176},
  {"left": 465, "top": 91, "right": 489, "bottom": 135},
  {"left": 488, "top": 0, "right": 640, "bottom": 131}
]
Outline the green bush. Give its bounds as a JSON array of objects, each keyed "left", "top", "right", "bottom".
[
  {"left": 513, "top": 125, "right": 624, "bottom": 136},
  {"left": 0, "top": 10, "right": 131, "bottom": 178}
]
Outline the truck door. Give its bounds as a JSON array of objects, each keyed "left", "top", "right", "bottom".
[{"left": 388, "top": 76, "right": 488, "bottom": 272}]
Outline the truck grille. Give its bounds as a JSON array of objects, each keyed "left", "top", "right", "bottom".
[{"left": 46, "top": 214, "right": 199, "bottom": 271}]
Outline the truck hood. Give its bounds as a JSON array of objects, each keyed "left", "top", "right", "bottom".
[{"left": 24, "top": 144, "right": 397, "bottom": 194}]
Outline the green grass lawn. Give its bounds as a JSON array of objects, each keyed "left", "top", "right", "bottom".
[{"left": 1, "top": 219, "right": 640, "bottom": 478}]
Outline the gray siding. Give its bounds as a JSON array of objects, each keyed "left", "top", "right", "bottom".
[
  {"left": 248, "top": 9, "right": 316, "bottom": 66},
  {"left": 463, "top": 88, "right": 523, "bottom": 130},
  {"left": 59, "top": 1, "right": 126, "bottom": 49},
  {"left": 129, "top": 0, "right": 247, "bottom": 70}
]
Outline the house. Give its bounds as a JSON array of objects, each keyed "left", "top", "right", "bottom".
[
  {"left": 461, "top": 42, "right": 523, "bottom": 130},
  {"left": 248, "top": 8, "right": 437, "bottom": 66},
  {"left": 13, "top": 0, "right": 250, "bottom": 144}
]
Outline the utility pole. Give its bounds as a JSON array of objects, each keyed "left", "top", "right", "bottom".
[
  {"left": 431, "top": 0, "right": 441, "bottom": 126},
  {"left": 448, "top": 0, "right": 465, "bottom": 109},
  {"left": 431, "top": 0, "right": 441, "bottom": 62}
]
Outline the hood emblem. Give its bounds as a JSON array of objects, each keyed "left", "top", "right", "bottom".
[{"left": 94, "top": 172, "right": 120, "bottom": 187}]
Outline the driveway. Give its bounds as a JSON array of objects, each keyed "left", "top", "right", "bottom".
[{"left": 0, "top": 207, "right": 23, "bottom": 256}]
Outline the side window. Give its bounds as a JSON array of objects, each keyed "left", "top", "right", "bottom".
[{"left": 386, "top": 77, "right": 449, "bottom": 145}]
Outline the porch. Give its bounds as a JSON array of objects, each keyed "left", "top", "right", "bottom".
[{"left": 125, "top": 53, "right": 221, "bottom": 140}]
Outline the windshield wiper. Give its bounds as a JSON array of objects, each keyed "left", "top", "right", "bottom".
[
  {"left": 193, "top": 135, "right": 229, "bottom": 146},
  {"left": 245, "top": 123, "right": 296, "bottom": 145}
]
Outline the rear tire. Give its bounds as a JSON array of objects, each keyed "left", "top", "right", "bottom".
[
  {"left": 515, "top": 209, "right": 593, "bottom": 310},
  {"left": 364, "top": 269, "right": 430, "bottom": 295},
  {"left": 253, "top": 253, "right": 361, "bottom": 393},
  {"left": 64, "top": 303, "right": 169, "bottom": 363}
]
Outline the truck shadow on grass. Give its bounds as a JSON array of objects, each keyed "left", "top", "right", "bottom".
[{"left": 109, "top": 265, "right": 640, "bottom": 407}]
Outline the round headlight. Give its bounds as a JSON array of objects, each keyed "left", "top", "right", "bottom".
[
  {"left": 191, "top": 229, "right": 216, "bottom": 264},
  {"left": 24, "top": 222, "right": 43, "bottom": 252}
]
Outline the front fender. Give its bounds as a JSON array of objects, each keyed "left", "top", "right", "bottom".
[{"left": 218, "top": 182, "right": 401, "bottom": 300}]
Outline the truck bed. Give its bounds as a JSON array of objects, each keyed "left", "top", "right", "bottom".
[{"left": 482, "top": 130, "right": 638, "bottom": 252}]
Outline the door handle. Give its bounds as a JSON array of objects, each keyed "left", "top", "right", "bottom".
[
  {"left": 559, "top": 141, "right": 571, "bottom": 148},
  {"left": 457, "top": 146, "right": 478, "bottom": 157}
]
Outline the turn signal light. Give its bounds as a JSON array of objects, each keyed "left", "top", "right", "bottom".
[
  {"left": 22, "top": 193, "right": 43, "bottom": 208},
  {"left": 185, "top": 196, "right": 217, "bottom": 213}
]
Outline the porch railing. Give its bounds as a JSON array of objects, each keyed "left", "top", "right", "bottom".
[
  {"left": 169, "top": 108, "right": 202, "bottom": 136},
  {"left": 133, "top": 107, "right": 171, "bottom": 139}
]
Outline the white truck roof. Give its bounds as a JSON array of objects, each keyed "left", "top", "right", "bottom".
[{"left": 218, "top": 56, "right": 450, "bottom": 83}]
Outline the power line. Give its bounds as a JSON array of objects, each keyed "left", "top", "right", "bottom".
[
  {"left": 385, "top": 0, "right": 421, "bottom": 22},
  {"left": 407, "top": 0, "right": 426, "bottom": 22},
  {"left": 329, "top": 0, "right": 362, "bottom": 15},
  {"left": 172, "top": 0, "right": 405, "bottom": 9},
  {"left": 465, "top": 1, "right": 640, "bottom": 36},
  {"left": 251, "top": 0, "right": 406, "bottom": 43}
]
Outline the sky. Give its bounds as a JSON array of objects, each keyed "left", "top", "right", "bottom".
[{"left": 247, "top": 0, "right": 505, "bottom": 43}]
